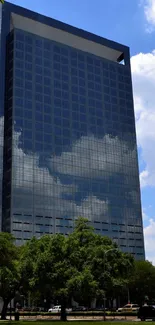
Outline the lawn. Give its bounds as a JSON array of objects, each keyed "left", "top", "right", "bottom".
[{"left": 0, "top": 322, "right": 151, "bottom": 325}]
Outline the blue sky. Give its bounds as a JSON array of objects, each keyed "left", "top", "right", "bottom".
[{"left": 7, "top": 0, "right": 155, "bottom": 263}]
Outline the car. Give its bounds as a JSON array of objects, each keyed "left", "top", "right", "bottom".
[
  {"left": 117, "top": 304, "right": 139, "bottom": 312},
  {"left": 48, "top": 306, "right": 72, "bottom": 313},
  {"left": 48, "top": 306, "right": 61, "bottom": 313},
  {"left": 138, "top": 305, "right": 155, "bottom": 321}
]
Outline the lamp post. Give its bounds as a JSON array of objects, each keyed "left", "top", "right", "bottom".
[{"left": 103, "top": 248, "right": 118, "bottom": 321}]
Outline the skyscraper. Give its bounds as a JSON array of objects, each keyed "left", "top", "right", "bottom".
[{"left": 0, "top": 2, "right": 145, "bottom": 259}]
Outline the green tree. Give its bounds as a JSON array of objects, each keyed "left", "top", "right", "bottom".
[
  {"left": 129, "top": 260, "right": 155, "bottom": 304},
  {"left": 68, "top": 267, "right": 98, "bottom": 307},
  {"left": 28, "top": 219, "right": 99, "bottom": 320},
  {"left": 0, "top": 233, "right": 20, "bottom": 320},
  {"left": 0, "top": 232, "right": 17, "bottom": 268},
  {"left": 67, "top": 218, "right": 134, "bottom": 307},
  {"left": 23, "top": 234, "right": 73, "bottom": 320},
  {"left": 3, "top": 216, "right": 135, "bottom": 322}
]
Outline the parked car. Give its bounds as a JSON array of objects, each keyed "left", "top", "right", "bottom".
[
  {"left": 48, "top": 306, "right": 61, "bottom": 313},
  {"left": 48, "top": 306, "right": 72, "bottom": 313},
  {"left": 138, "top": 305, "right": 155, "bottom": 321},
  {"left": 117, "top": 304, "right": 139, "bottom": 312}
]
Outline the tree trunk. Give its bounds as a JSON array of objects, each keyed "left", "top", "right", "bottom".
[
  {"left": 61, "top": 301, "right": 67, "bottom": 321},
  {"left": 1, "top": 299, "right": 9, "bottom": 320}
]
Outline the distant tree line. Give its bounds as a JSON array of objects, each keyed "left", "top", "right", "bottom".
[{"left": 0, "top": 217, "right": 155, "bottom": 320}]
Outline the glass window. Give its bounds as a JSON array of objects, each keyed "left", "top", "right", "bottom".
[
  {"left": 25, "top": 90, "right": 32, "bottom": 99},
  {"left": 62, "top": 109, "right": 70, "bottom": 118},
  {"left": 62, "top": 90, "right": 69, "bottom": 100},
  {"left": 25, "top": 81, "right": 32, "bottom": 90},
  {"left": 79, "top": 87, "right": 86, "bottom": 96},
  {"left": 23, "top": 112, "right": 32, "bottom": 123},
  {"left": 62, "top": 118, "right": 70, "bottom": 127},
  {"left": 25, "top": 35, "right": 32, "bottom": 45},
  {"left": 71, "top": 68, "right": 78, "bottom": 76},
  {"left": 44, "top": 114, "right": 52, "bottom": 124},
  {"left": 36, "top": 93, "right": 43, "bottom": 102},
  {"left": 72, "top": 94, "right": 78, "bottom": 101},
  {"left": 36, "top": 84, "right": 42, "bottom": 93},
  {"left": 25, "top": 72, "right": 32, "bottom": 81},
  {"left": 95, "top": 75, "right": 101, "bottom": 83},
  {"left": 71, "top": 76, "right": 78, "bottom": 85},
  {"left": 35, "top": 142, "right": 43, "bottom": 151},
  {"left": 14, "top": 107, "right": 23, "bottom": 117},
  {"left": 15, "top": 69, "right": 24, "bottom": 79},
  {"left": 35, "top": 48, "right": 42, "bottom": 57},
  {"left": 44, "top": 87, "right": 51, "bottom": 95},
  {"left": 35, "top": 74, "right": 42, "bottom": 83},
  {"left": 53, "top": 45, "right": 60, "bottom": 53},
  {"left": 15, "top": 88, "right": 24, "bottom": 97},
  {"left": 35, "top": 112, "right": 43, "bottom": 121},
  {"left": 35, "top": 66, "right": 42, "bottom": 74},
  {"left": 25, "top": 54, "right": 32, "bottom": 62},
  {"left": 16, "top": 32, "right": 24, "bottom": 42},
  {"left": 44, "top": 68, "right": 51, "bottom": 77},
  {"left": 44, "top": 77, "right": 51, "bottom": 86},
  {"left": 44, "top": 105, "right": 51, "bottom": 114},
  {"left": 15, "top": 98, "right": 23, "bottom": 107},
  {"left": 54, "top": 117, "right": 61, "bottom": 125},
  {"left": 87, "top": 56, "right": 93, "bottom": 65},
  {"left": 79, "top": 70, "right": 85, "bottom": 78},
  {"left": 25, "top": 100, "right": 32, "bottom": 110},
  {"left": 35, "top": 57, "right": 42, "bottom": 65},
  {"left": 16, "top": 41, "right": 24, "bottom": 51},
  {"left": 62, "top": 83, "right": 69, "bottom": 91},
  {"left": 15, "top": 78, "right": 24, "bottom": 88},
  {"left": 44, "top": 96, "right": 51, "bottom": 105},
  {"left": 25, "top": 44, "right": 32, "bottom": 53},
  {"left": 44, "top": 51, "right": 51, "bottom": 59},
  {"left": 35, "top": 132, "right": 43, "bottom": 142},
  {"left": 88, "top": 73, "right": 94, "bottom": 81},
  {"left": 63, "top": 129, "right": 70, "bottom": 137},
  {"left": 61, "top": 56, "right": 68, "bottom": 64},
  {"left": 55, "top": 126, "right": 61, "bottom": 135},
  {"left": 35, "top": 121, "right": 43, "bottom": 131},
  {"left": 44, "top": 40, "right": 51, "bottom": 51},
  {"left": 16, "top": 60, "right": 24, "bottom": 69},
  {"left": 24, "top": 130, "right": 32, "bottom": 139},
  {"left": 15, "top": 51, "right": 24, "bottom": 60},
  {"left": 61, "top": 47, "right": 68, "bottom": 56},
  {"left": 24, "top": 120, "right": 32, "bottom": 129},
  {"left": 62, "top": 74, "right": 69, "bottom": 82},
  {"left": 24, "top": 139, "right": 33, "bottom": 150},
  {"left": 62, "top": 66, "right": 68, "bottom": 73}
]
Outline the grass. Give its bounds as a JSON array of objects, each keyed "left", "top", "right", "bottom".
[{"left": 0, "top": 322, "right": 152, "bottom": 325}]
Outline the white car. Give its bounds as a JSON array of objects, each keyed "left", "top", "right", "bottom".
[
  {"left": 48, "top": 305, "right": 61, "bottom": 312},
  {"left": 48, "top": 306, "right": 72, "bottom": 313},
  {"left": 117, "top": 304, "right": 139, "bottom": 312}
]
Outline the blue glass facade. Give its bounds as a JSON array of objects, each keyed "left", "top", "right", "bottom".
[{"left": 0, "top": 2, "right": 145, "bottom": 259}]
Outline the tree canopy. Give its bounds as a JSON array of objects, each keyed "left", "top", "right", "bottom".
[{"left": 0, "top": 218, "right": 153, "bottom": 320}]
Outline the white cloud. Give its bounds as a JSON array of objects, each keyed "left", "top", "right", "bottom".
[
  {"left": 142, "top": 209, "right": 149, "bottom": 221},
  {"left": 143, "top": 0, "right": 155, "bottom": 32},
  {"left": 76, "top": 195, "right": 108, "bottom": 221},
  {"left": 132, "top": 51, "right": 155, "bottom": 262},
  {"left": 50, "top": 134, "right": 137, "bottom": 178},
  {"left": 131, "top": 50, "right": 155, "bottom": 187},
  {"left": 144, "top": 219, "right": 155, "bottom": 264},
  {"left": 0, "top": 120, "right": 110, "bottom": 229}
]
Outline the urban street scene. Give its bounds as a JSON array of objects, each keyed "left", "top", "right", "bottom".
[{"left": 0, "top": 0, "right": 155, "bottom": 324}]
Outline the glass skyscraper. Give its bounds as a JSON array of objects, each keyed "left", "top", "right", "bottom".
[{"left": 0, "top": 2, "right": 145, "bottom": 259}]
